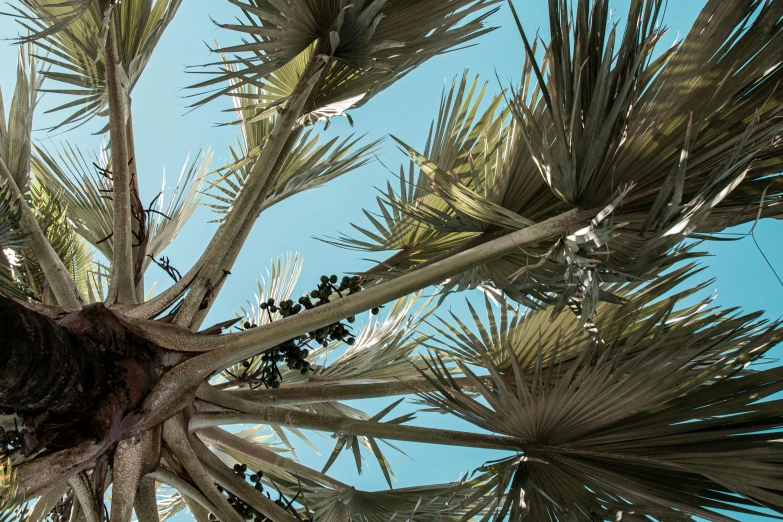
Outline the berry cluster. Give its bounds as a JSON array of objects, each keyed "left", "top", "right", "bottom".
[
  {"left": 0, "top": 426, "right": 21, "bottom": 457},
  {"left": 228, "top": 274, "right": 381, "bottom": 390},
  {"left": 46, "top": 500, "right": 71, "bottom": 522},
  {"left": 208, "top": 465, "right": 305, "bottom": 522}
]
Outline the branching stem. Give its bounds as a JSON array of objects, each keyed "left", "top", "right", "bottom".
[{"left": 104, "top": 19, "right": 136, "bottom": 305}]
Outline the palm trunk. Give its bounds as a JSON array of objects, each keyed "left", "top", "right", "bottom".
[
  {"left": 0, "top": 295, "right": 156, "bottom": 457},
  {"left": 0, "top": 296, "right": 110, "bottom": 421}
]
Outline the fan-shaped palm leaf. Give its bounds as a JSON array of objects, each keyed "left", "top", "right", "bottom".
[
  {"left": 416, "top": 289, "right": 783, "bottom": 520},
  {"left": 318, "top": 399, "right": 415, "bottom": 489},
  {"left": 322, "top": 71, "right": 509, "bottom": 259},
  {"left": 223, "top": 252, "right": 305, "bottom": 384},
  {"left": 337, "top": 0, "right": 783, "bottom": 314},
  {"left": 190, "top": 0, "right": 501, "bottom": 114},
  {"left": 428, "top": 263, "right": 710, "bottom": 373},
  {"left": 12, "top": 0, "right": 181, "bottom": 129},
  {"left": 306, "top": 479, "right": 481, "bottom": 522}
]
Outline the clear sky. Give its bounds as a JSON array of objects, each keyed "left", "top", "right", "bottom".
[{"left": 1, "top": 1, "right": 782, "bottom": 520}]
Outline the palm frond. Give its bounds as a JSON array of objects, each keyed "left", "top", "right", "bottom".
[
  {"left": 312, "top": 291, "right": 434, "bottom": 383},
  {"left": 145, "top": 147, "right": 212, "bottom": 270},
  {"left": 0, "top": 181, "right": 27, "bottom": 300},
  {"left": 190, "top": 0, "right": 500, "bottom": 113},
  {"left": 32, "top": 140, "right": 207, "bottom": 270},
  {"left": 429, "top": 263, "right": 709, "bottom": 373},
  {"left": 0, "top": 459, "right": 27, "bottom": 522},
  {"left": 16, "top": 180, "right": 93, "bottom": 303},
  {"left": 156, "top": 484, "right": 187, "bottom": 522},
  {"left": 306, "top": 479, "right": 480, "bottom": 522},
  {"left": 416, "top": 283, "right": 783, "bottom": 520},
  {"left": 337, "top": 0, "right": 783, "bottom": 314},
  {"left": 11, "top": 0, "right": 181, "bottom": 129},
  {"left": 315, "top": 399, "right": 415, "bottom": 489},
  {"left": 0, "top": 41, "right": 43, "bottom": 193},
  {"left": 321, "top": 71, "right": 508, "bottom": 257},
  {"left": 207, "top": 127, "right": 381, "bottom": 221},
  {"left": 31, "top": 141, "right": 113, "bottom": 259}
]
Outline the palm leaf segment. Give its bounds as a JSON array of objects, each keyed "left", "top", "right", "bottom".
[
  {"left": 0, "top": 42, "right": 42, "bottom": 193},
  {"left": 417, "top": 271, "right": 783, "bottom": 521},
  {"left": 12, "top": 0, "right": 181, "bottom": 129},
  {"left": 191, "top": 0, "right": 501, "bottom": 116},
  {"left": 335, "top": 0, "right": 783, "bottom": 311}
]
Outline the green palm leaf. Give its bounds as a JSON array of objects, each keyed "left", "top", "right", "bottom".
[
  {"left": 0, "top": 181, "right": 27, "bottom": 299},
  {"left": 0, "top": 459, "right": 27, "bottom": 522},
  {"left": 0, "top": 42, "right": 43, "bottom": 193},
  {"left": 190, "top": 0, "right": 500, "bottom": 114},
  {"left": 18, "top": 181, "right": 94, "bottom": 303}
]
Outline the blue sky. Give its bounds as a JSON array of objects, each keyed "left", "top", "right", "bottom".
[{"left": 1, "top": 1, "right": 782, "bottom": 520}]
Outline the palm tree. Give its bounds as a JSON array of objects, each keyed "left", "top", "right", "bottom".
[{"left": 1, "top": 0, "right": 783, "bottom": 520}]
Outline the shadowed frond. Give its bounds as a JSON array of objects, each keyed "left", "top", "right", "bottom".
[
  {"left": 416, "top": 287, "right": 783, "bottom": 520},
  {"left": 11, "top": 0, "right": 181, "bottom": 129},
  {"left": 305, "top": 479, "right": 481, "bottom": 522},
  {"left": 0, "top": 181, "right": 27, "bottom": 299},
  {"left": 190, "top": 0, "right": 500, "bottom": 113},
  {"left": 429, "top": 263, "right": 710, "bottom": 372},
  {"left": 17, "top": 181, "right": 94, "bottom": 303}
]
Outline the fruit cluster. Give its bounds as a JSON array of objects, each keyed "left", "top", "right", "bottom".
[
  {"left": 46, "top": 499, "right": 72, "bottom": 522},
  {"left": 0, "top": 426, "right": 21, "bottom": 457},
  {"left": 228, "top": 274, "right": 380, "bottom": 390},
  {"left": 208, "top": 464, "right": 306, "bottom": 522}
]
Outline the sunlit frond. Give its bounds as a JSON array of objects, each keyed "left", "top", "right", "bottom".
[
  {"left": 0, "top": 459, "right": 27, "bottom": 522},
  {"left": 145, "top": 147, "right": 211, "bottom": 270},
  {"left": 222, "top": 253, "right": 305, "bottom": 383},
  {"left": 311, "top": 292, "right": 433, "bottom": 383}
]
